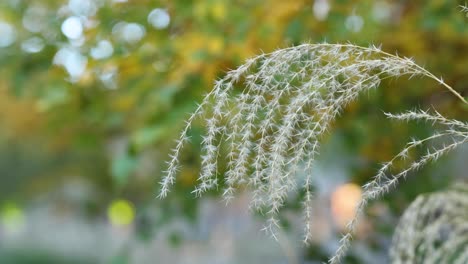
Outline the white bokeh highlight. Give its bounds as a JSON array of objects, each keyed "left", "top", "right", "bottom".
[
  {"left": 61, "top": 16, "right": 83, "bottom": 39},
  {"left": 68, "top": 0, "right": 97, "bottom": 17},
  {"left": 22, "top": 6, "right": 48, "bottom": 33},
  {"left": 345, "top": 15, "right": 364, "bottom": 32},
  {"left": 148, "top": 8, "right": 170, "bottom": 29},
  {"left": 91, "top": 40, "right": 114, "bottom": 60},
  {"left": 313, "top": 0, "right": 330, "bottom": 21},
  {"left": 112, "top": 22, "right": 146, "bottom": 44},
  {"left": 0, "top": 21, "right": 16, "bottom": 48},
  {"left": 21, "top": 37, "right": 45, "bottom": 53},
  {"left": 53, "top": 47, "right": 87, "bottom": 81}
]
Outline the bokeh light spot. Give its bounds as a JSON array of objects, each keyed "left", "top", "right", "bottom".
[
  {"left": 148, "top": 8, "right": 170, "bottom": 29},
  {"left": 22, "top": 6, "right": 47, "bottom": 33},
  {"left": 1, "top": 203, "right": 25, "bottom": 233},
  {"left": 313, "top": 0, "right": 330, "bottom": 21},
  {"left": 112, "top": 22, "right": 146, "bottom": 44},
  {"left": 61, "top": 16, "right": 83, "bottom": 39},
  {"left": 91, "top": 40, "right": 114, "bottom": 59},
  {"left": 53, "top": 47, "right": 87, "bottom": 81},
  {"left": 68, "top": 0, "right": 97, "bottom": 17},
  {"left": 0, "top": 21, "right": 16, "bottom": 48},
  {"left": 372, "top": 1, "right": 392, "bottom": 23},
  {"left": 331, "top": 183, "right": 362, "bottom": 229},
  {"left": 107, "top": 199, "right": 135, "bottom": 227},
  {"left": 345, "top": 15, "right": 364, "bottom": 32},
  {"left": 21, "top": 37, "right": 45, "bottom": 53}
]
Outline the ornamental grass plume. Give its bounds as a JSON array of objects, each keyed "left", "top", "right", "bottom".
[
  {"left": 390, "top": 183, "right": 468, "bottom": 264},
  {"left": 461, "top": 4, "right": 468, "bottom": 15},
  {"left": 158, "top": 43, "right": 468, "bottom": 263}
]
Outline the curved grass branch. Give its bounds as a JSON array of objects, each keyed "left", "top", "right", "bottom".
[{"left": 158, "top": 43, "right": 468, "bottom": 263}]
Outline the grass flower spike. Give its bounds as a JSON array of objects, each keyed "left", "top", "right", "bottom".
[{"left": 159, "top": 43, "right": 467, "bottom": 263}]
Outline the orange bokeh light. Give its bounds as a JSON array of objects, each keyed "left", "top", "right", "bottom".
[{"left": 331, "top": 183, "right": 362, "bottom": 229}]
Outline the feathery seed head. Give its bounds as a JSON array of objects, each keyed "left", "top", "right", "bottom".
[{"left": 158, "top": 43, "right": 467, "bottom": 263}]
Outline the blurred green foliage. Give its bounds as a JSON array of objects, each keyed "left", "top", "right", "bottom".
[
  {"left": 0, "top": 0, "right": 466, "bottom": 262},
  {"left": 0, "top": 249, "right": 94, "bottom": 264}
]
